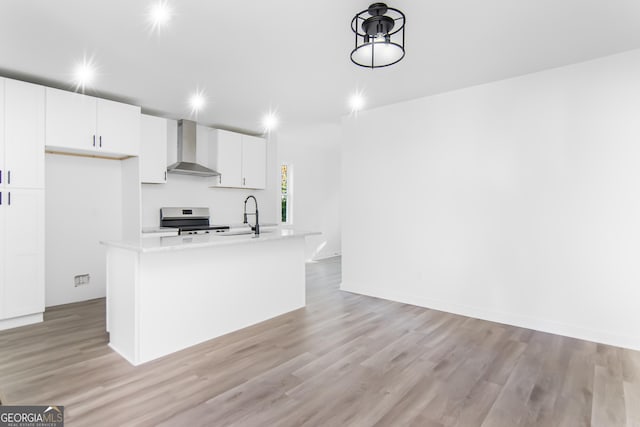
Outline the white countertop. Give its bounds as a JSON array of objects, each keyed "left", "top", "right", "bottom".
[
  {"left": 102, "top": 228, "right": 320, "bottom": 253},
  {"left": 141, "top": 226, "right": 179, "bottom": 234},
  {"left": 140, "top": 223, "right": 279, "bottom": 234}
]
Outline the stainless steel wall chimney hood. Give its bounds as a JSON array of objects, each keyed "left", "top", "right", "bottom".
[{"left": 166, "top": 120, "right": 220, "bottom": 177}]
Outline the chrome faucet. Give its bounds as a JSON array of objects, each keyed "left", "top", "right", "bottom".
[{"left": 243, "top": 195, "right": 260, "bottom": 236}]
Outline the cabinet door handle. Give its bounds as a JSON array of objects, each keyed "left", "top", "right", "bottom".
[
  {"left": 243, "top": 177, "right": 246, "bottom": 186},
  {"left": 99, "top": 136, "right": 102, "bottom": 147},
  {"left": 93, "top": 135, "right": 96, "bottom": 147},
  {"left": 7, "top": 170, "right": 10, "bottom": 185},
  {"left": 0, "top": 169, "right": 2, "bottom": 184},
  {"left": 0, "top": 191, "right": 2, "bottom": 205},
  {"left": 7, "top": 192, "right": 10, "bottom": 206},
  {"left": 164, "top": 171, "right": 167, "bottom": 181}
]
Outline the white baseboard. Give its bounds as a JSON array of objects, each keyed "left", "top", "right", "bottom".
[
  {"left": 0, "top": 313, "right": 43, "bottom": 331},
  {"left": 108, "top": 343, "right": 138, "bottom": 366},
  {"left": 340, "top": 281, "right": 640, "bottom": 352}
]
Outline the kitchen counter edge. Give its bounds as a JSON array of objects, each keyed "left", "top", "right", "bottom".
[{"left": 101, "top": 229, "right": 321, "bottom": 253}]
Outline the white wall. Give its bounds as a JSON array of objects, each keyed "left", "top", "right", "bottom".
[
  {"left": 342, "top": 49, "right": 640, "bottom": 351},
  {"left": 45, "top": 153, "right": 123, "bottom": 306},
  {"left": 141, "top": 120, "right": 279, "bottom": 228},
  {"left": 278, "top": 122, "right": 341, "bottom": 261}
]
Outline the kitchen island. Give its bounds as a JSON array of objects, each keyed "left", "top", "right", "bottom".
[{"left": 101, "top": 229, "right": 319, "bottom": 365}]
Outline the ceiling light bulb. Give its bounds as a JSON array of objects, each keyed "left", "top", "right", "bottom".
[
  {"left": 74, "top": 59, "right": 95, "bottom": 92},
  {"left": 263, "top": 113, "right": 279, "bottom": 132},
  {"left": 190, "top": 92, "right": 206, "bottom": 112},
  {"left": 349, "top": 93, "right": 365, "bottom": 112},
  {"left": 149, "top": 1, "right": 172, "bottom": 30}
]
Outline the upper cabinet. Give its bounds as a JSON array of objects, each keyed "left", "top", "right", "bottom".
[
  {"left": 96, "top": 98, "right": 141, "bottom": 157},
  {"left": 140, "top": 114, "right": 168, "bottom": 183},
  {"left": 210, "top": 129, "right": 242, "bottom": 187},
  {"left": 209, "top": 129, "right": 266, "bottom": 189},
  {"left": 44, "top": 87, "right": 95, "bottom": 153},
  {"left": 241, "top": 134, "right": 267, "bottom": 189},
  {"left": 45, "top": 87, "right": 140, "bottom": 158},
  {"left": 0, "top": 79, "right": 45, "bottom": 189}
]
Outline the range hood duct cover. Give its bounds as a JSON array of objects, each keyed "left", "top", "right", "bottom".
[{"left": 167, "top": 119, "right": 220, "bottom": 177}]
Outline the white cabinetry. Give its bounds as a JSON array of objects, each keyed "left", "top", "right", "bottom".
[
  {"left": 140, "top": 114, "right": 167, "bottom": 183},
  {"left": 211, "top": 129, "right": 242, "bottom": 187},
  {"left": 45, "top": 87, "right": 140, "bottom": 158},
  {"left": 241, "top": 134, "right": 267, "bottom": 189},
  {"left": 3, "top": 80, "right": 45, "bottom": 188},
  {"left": 209, "top": 129, "right": 266, "bottom": 189},
  {"left": 44, "top": 87, "right": 95, "bottom": 152},
  {"left": 96, "top": 98, "right": 140, "bottom": 156},
  {"left": 0, "top": 190, "right": 45, "bottom": 320},
  {"left": 0, "top": 78, "right": 45, "bottom": 329}
]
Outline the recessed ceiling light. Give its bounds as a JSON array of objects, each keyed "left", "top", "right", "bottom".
[
  {"left": 73, "top": 57, "right": 96, "bottom": 92},
  {"left": 262, "top": 112, "right": 279, "bottom": 132},
  {"left": 149, "top": 1, "right": 172, "bottom": 31},
  {"left": 349, "top": 92, "right": 365, "bottom": 112},
  {"left": 189, "top": 91, "right": 206, "bottom": 113}
]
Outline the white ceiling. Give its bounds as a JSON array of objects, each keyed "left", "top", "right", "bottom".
[{"left": 1, "top": 1, "right": 640, "bottom": 133}]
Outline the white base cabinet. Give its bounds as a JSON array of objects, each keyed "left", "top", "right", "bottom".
[
  {"left": 209, "top": 129, "right": 266, "bottom": 189},
  {"left": 45, "top": 87, "right": 141, "bottom": 158},
  {"left": 0, "top": 189, "right": 45, "bottom": 323},
  {"left": 105, "top": 235, "right": 307, "bottom": 365}
]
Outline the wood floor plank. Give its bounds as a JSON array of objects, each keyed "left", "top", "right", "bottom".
[
  {"left": 592, "top": 365, "right": 627, "bottom": 427},
  {"left": 372, "top": 376, "right": 445, "bottom": 426},
  {"left": 553, "top": 346, "right": 595, "bottom": 427},
  {"left": 0, "top": 256, "right": 637, "bottom": 426},
  {"left": 623, "top": 381, "right": 640, "bottom": 427},
  {"left": 481, "top": 332, "right": 553, "bottom": 427}
]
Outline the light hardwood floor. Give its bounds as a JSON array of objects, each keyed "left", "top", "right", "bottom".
[{"left": 1, "top": 257, "right": 639, "bottom": 426}]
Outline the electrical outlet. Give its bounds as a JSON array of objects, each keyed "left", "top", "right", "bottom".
[{"left": 74, "top": 274, "right": 90, "bottom": 287}]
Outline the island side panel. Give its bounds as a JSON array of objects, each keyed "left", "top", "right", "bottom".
[
  {"left": 137, "top": 236, "right": 306, "bottom": 364},
  {"left": 106, "top": 246, "right": 139, "bottom": 365}
]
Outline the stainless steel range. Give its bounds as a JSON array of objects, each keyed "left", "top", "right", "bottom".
[{"left": 160, "top": 207, "right": 229, "bottom": 235}]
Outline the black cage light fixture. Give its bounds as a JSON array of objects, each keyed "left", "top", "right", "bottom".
[{"left": 350, "top": 2, "right": 406, "bottom": 68}]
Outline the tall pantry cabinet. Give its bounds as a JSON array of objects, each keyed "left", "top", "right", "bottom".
[{"left": 0, "top": 78, "right": 45, "bottom": 330}]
